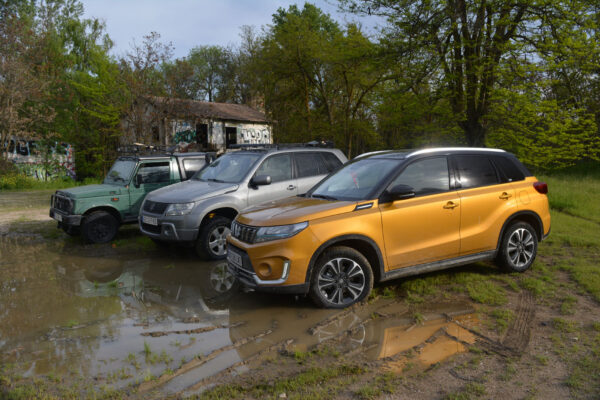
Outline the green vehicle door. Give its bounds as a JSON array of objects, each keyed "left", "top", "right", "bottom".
[{"left": 128, "top": 161, "right": 172, "bottom": 217}]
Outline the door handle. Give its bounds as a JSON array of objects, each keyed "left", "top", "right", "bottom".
[
  {"left": 443, "top": 201, "right": 459, "bottom": 209},
  {"left": 499, "top": 192, "right": 512, "bottom": 200},
  {"left": 287, "top": 185, "right": 296, "bottom": 190}
]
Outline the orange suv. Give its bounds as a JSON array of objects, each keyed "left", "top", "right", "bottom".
[{"left": 227, "top": 148, "right": 550, "bottom": 308}]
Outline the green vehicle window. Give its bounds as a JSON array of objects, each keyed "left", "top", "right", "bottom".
[
  {"left": 138, "top": 162, "right": 170, "bottom": 184},
  {"left": 104, "top": 160, "right": 136, "bottom": 185}
]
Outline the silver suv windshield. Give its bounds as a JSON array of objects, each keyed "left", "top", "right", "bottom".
[
  {"left": 193, "top": 153, "right": 262, "bottom": 183},
  {"left": 103, "top": 160, "right": 137, "bottom": 185},
  {"left": 309, "top": 158, "right": 399, "bottom": 201}
]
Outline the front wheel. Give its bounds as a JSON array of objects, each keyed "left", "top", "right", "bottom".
[
  {"left": 195, "top": 216, "right": 232, "bottom": 260},
  {"left": 81, "top": 211, "right": 119, "bottom": 244},
  {"left": 496, "top": 221, "right": 538, "bottom": 272},
  {"left": 309, "top": 246, "right": 373, "bottom": 309}
]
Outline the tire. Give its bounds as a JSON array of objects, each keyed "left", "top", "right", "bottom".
[
  {"left": 309, "top": 246, "right": 374, "bottom": 309},
  {"left": 195, "top": 216, "right": 232, "bottom": 260},
  {"left": 61, "top": 224, "right": 80, "bottom": 236},
  {"left": 81, "top": 211, "right": 119, "bottom": 244},
  {"left": 496, "top": 221, "right": 538, "bottom": 273}
]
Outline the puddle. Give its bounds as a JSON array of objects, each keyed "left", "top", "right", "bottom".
[{"left": 0, "top": 226, "right": 481, "bottom": 396}]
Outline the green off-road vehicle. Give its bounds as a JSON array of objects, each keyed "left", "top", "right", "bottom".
[{"left": 50, "top": 151, "right": 215, "bottom": 243}]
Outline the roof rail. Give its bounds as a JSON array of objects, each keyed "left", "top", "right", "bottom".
[{"left": 228, "top": 140, "right": 334, "bottom": 151}]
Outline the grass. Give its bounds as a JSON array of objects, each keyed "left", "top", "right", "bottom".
[
  {"left": 0, "top": 174, "right": 101, "bottom": 191},
  {"left": 197, "top": 364, "right": 367, "bottom": 400}
]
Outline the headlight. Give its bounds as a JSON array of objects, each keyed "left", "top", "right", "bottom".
[
  {"left": 254, "top": 221, "right": 308, "bottom": 243},
  {"left": 165, "top": 202, "right": 195, "bottom": 216}
]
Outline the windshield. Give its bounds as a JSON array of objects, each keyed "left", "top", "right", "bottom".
[
  {"left": 193, "top": 153, "right": 262, "bottom": 183},
  {"left": 309, "top": 158, "right": 400, "bottom": 201},
  {"left": 103, "top": 160, "right": 136, "bottom": 185}
]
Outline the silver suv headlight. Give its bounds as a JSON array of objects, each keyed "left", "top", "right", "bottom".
[
  {"left": 165, "top": 202, "right": 195, "bottom": 216},
  {"left": 254, "top": 221, "right": 308, "bottom": 243}
]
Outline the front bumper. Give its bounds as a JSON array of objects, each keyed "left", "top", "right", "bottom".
[
  {"left": 49, "top": 208, "right": 82, "bottom": 226},
  {"left": 138, "top": 212, "right": 198, "bottom": 242},
  {"left": 226, "top": 227, "right": 318, "bottom": 293},
  {"left": 227, "top": 244, "right": 309, "bottom": 294}
]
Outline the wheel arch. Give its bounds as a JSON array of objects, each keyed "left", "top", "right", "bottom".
[
  {"left": 199, "top": 207, "right": 238, "bottom": 229},
  {"left": 305, "top": 234, "right": 385, "bottom": 285},
  {"left": 496, "top": 210, "right": 544, "bottom": 249},
  {"left": 83, "top": 206, "right": 122, "bottom": 224}
]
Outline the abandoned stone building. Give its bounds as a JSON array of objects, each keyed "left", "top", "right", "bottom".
[{"left": 121, "top": 97, "right": 273, "bottom": 152}]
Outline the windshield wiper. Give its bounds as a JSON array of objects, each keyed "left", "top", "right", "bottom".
[
  {"left": 204, "top": 178, "right": 226, "bottom": 183},
  {"left": 311, "top": 194, "right": 338, "bottom": 201}
]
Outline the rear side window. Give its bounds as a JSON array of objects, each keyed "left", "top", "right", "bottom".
[
  {"left": 321, "top": 152, "right": 343, "bottom": 173},
  {"left": 182, "top": 158, "right": 205, "bottom": 177},
  {"left": 454, "top": 155, "right": 499, "bottom": 189},
  {"left": 295, "top": 152, "right": 325, "bottom": 178},
  {"left": 492, "top": 156, "right": 525, "bottom": 182}
]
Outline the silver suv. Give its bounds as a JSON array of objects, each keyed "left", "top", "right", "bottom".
[{"left": 139, "top": 146, "right": 347, "bottom": 259}]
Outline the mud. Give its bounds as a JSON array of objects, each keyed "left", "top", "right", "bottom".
[{"left": 0, "top": 190, "right": 488, "bottom": 397}]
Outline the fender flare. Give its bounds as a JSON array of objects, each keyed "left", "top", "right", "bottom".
[
  {"left": 304, "top": 234, "right": 386, "bottom": 284},
  {"left": 496, "top": 210, "right": 544, "bottom": 250}
]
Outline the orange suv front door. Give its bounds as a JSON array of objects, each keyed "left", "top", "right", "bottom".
[{"left": 379, "top": 156, "right": 461, "bottom": 270}]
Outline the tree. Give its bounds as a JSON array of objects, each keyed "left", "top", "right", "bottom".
[
  {"left": 341, "top": 0, "right": 598, "bottom": 147},
  {"left": 0, "top": 9, "right": 54, "bottom": 159}
]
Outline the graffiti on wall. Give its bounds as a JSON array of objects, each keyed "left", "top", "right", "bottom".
[
  {"left": 2, "top": 138, "right": 76, "bottom": 180},
  {"left": 239, "top": 128, "right": 270, "bottom": 144},
  {"left": 173, "top": 121, "right": 195, "bottom": 144}
]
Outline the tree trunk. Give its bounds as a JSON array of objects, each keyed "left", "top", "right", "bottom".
[{"left": 460, "top": 118, "right": 486, "bottom": 147}]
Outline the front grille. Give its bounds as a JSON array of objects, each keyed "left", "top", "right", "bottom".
[
  {"left": 52, "top": 193, "right": 72, "bottom": 213},
  {"left": 143, "top": 200, "right": 168, "bottom": 214},
  {"left": 231, "top": 221, "right": 259, "bottom": 244},
  {"left": 230, "top": 263, "right": 255, "bottom": 283},
  {"left": 141, "top": 223, "right": 161, "bottom": 234}
]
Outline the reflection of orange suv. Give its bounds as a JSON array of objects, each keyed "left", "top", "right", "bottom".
[{"left": 227, "top": 148, "right": 550, "bottom": 308}]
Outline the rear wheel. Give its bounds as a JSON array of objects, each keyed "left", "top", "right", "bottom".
[
  {"left": 496, "top": 221, "right": 538, "bottom": 272},
  {"left": 81, "top": 211, "right": 119, "bottom": 244},
  {"left": 195, "top": 216, "right": 231, "bottom": 260},
  {"left": 309, "top": 246, "right": 373, "bottom": 309}
]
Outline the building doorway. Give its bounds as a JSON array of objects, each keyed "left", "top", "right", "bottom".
[
  {"left": 225, "top": 127, "right": 237, "bottom": 147},
  {"left": 196, "top": 123, "right": 208, "bottom": 148}
]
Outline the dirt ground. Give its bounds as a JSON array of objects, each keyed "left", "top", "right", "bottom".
[{"left": 1, "top": 190, "right": 599, "bottom": 400}]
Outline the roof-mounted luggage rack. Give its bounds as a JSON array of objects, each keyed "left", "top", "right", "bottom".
[
  {"left": 228, "top": 140, "right": 334, "bottom": 151},
  {"left": 117, "top": 143, "right": 176, "bottom": 157}
]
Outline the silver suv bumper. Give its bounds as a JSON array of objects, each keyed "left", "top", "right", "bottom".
[{"left": 138, "top": 213, "right": 198, "bottom": 242}]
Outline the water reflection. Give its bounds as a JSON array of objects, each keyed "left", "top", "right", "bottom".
[{"left": 1, "top": 233, "right": 480, "bottom": 396}]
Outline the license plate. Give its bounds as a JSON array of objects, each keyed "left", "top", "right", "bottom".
[
  {"left": 53, "top": 213, "right": 63, "bottom": 222},
  {"left": 227, "top": 249, "right": 242, "bottom": 268},
  {"left": 142, "top": 215, "right": 158, "bottom": 226}
]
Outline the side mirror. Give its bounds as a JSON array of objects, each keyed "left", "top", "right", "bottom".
[
  {"left": 251, "top": 175, "right": 272, "bottom": 187},
  {"left": 134, "top": 174, "right": 143, "bottom": 188},
  {"left": 388, "top": 184, "right": 415, "bottom": 200}
]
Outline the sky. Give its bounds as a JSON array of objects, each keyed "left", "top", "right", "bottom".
[{"left": 80, "top": 0, "right": 384, "bottom": 59}]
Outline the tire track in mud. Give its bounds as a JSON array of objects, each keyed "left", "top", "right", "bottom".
[
  {"left": 140, "top": 321, "right": 246, "bottom": 337},
  {"left": 501, "top": 291, "right": 535, "bottom": 354},
  {"left": 137, "top": 328, "right": 273, "bottom": 394}
]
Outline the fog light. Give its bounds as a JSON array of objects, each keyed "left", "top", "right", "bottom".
[{"left": 258, "top": 263, "right": 272, "bottom": 277}]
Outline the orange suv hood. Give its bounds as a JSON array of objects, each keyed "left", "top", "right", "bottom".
[{"left": 237, "top": 196, "right": 358, "bottom": 226}]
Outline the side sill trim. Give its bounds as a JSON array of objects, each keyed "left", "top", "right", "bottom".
[{"left": 380, "top": 250, "right": 497, "bottom": 282}]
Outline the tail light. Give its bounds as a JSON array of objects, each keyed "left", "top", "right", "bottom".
[{"left": 533, "top": 181, "right": 548, "bottom": 194}]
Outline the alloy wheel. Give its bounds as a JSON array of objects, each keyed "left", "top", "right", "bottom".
[
  {"left": 317, "top": 257, "right": 366, "bottom": 306},
  {"left": 208, "top": 226, "right": 230, "bottom": 256},
  {"left": 507, "top": 228, "right": 535, "bottom": 267}
]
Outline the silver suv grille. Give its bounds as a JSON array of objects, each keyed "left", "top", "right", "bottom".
[{"left": 231, "top": 221, "right": 258, "bottom": 244}]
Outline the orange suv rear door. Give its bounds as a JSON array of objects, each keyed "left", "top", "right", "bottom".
[
  {"left": 452, "top": 155, "right": 517, "bottom": 256},
  {"left": 379, "top": 156, "right": 461, "bottom": 270}
]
